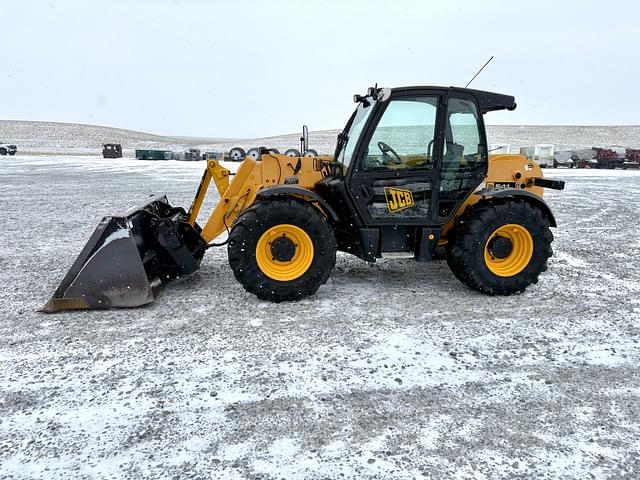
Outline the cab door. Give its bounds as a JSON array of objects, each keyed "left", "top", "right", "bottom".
[
  {"left": 437, "top": 93, "right": 488, "bottom": 220},
  {"left": 347, "top": 92, "right": 443, "bottom": 226}
]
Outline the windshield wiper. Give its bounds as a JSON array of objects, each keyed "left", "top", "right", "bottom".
[
  {"left": 334, "top": 110, "right": 357, "bottom": 159},
  {"left": 335, "top": 133, "right": 349, "bottom": 158}
]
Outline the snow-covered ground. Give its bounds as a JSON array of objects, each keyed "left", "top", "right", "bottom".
[{"left": 1, "top": 153, "right": 640, "bottom": 479}]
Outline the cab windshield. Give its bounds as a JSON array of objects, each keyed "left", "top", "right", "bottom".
[{"left": 335, "top": 98, "right": 376, "bottom": 169}]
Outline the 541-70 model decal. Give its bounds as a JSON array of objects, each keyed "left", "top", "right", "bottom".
[{"left": 384, "top": 187, "right": 414, "bottom": 212}]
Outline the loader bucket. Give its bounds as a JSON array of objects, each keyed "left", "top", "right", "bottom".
[{"left": 40, "top": 195, "right": 206, "bottom": 313}]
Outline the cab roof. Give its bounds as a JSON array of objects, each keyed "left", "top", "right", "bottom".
[{"left": 390, "top": 86, "right": 517, "bottom": 114}]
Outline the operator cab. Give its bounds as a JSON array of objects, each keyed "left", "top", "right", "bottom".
[{"left": 314, "top": 85, "right": 516, "bottom": 261}]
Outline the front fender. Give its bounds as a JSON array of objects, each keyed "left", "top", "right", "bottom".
[{"left": 255, "top": 185, "right": 339, "bottom": 222}]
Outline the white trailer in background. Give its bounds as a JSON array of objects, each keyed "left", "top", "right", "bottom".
[
  {"left": 489, "top": 144, "right": 556, "bottom": 168},
  {"left": 519, "top": 146, "right": 535, "bottom": 160},
  {"left": 535, "top": 144, "right": 555, "bottom": 168}
]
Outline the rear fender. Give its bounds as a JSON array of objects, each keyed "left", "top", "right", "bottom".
[{"left": 475, "top": 188, "right": 557, "bottom": 227}]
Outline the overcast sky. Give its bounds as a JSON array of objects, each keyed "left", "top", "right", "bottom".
[{"left": 2, "top": 0, "right": 638, "bottom": 138}]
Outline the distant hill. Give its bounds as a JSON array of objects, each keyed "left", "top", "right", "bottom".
[
  {"left": 0, "top": 120, "right": 241, "bottom": 155},
  {"left": 0, "top": 120, "right": 341, "bottom": 156},
  {"left": 1, "top": 120, "right": 638, "bottom": 156}
]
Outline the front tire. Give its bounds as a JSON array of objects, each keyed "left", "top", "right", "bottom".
[
  {"left": 0, "top": 148, "right": 6, "bottom": 155},
  {"left": 228, "top": 198, "right": 337, "bottom": 302},
  {"left": 446, "top": 199, "right": 553, "bottom": 295}
]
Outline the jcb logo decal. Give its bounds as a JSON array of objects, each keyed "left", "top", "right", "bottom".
[{"left": 384, "top": 187, "right": 414, "bottom": 212}]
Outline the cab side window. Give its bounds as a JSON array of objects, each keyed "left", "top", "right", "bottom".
[
  {"left": 361, "top": 97, "right": 438, "bottom": 171},
  {"left": 439, "top": 97, "right": 486, "bottom": 218},
  {"left": 442, "top": 97, "right": 483, "bottom": 171}
]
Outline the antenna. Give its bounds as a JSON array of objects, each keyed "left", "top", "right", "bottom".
[{"left": 465, "top": 56, "right": 494, "bottom": 88}]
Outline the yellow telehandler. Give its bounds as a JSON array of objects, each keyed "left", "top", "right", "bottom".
[{"left": 41, "top": 85, "right": 564, "bottom": 312}]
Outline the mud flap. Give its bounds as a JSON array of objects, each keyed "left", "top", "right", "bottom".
[{"left": 40, "top": 195, "right": 205, "bottom": 313}]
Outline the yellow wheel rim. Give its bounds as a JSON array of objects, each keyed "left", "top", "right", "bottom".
[
  {"left": 255, "top": 224, "right": 314, "bottom": 281},
  {"left": 484, "top": 224, "right": 534, "bottom": 277}
]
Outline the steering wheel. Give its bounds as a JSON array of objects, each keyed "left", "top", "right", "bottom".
[{"left": 377, "top": 141, "right": 403, "bottom": 165}]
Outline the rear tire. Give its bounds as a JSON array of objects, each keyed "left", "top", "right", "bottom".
[
  {"left": 446, "top": 199, "right": 553, "bottom": 295},
  {"left": 0, "top": 148, "right": 6, "bottom": 155},
  {"left": 228, "top": 198, "right": 336, "bottom": 302}
]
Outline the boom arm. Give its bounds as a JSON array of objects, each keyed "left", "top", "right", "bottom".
[
  {"left": 186, "top": 159, "right": 259, "bottom": 243},
  {"left": 186, "top": 155, "right": 327, "bottom": 244}
]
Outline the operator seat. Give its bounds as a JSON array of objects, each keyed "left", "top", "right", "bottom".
[{"left": 440, "top": 143, "right": 464, "bottom": 190}]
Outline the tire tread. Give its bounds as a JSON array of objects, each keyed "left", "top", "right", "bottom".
[
  {"left": 228, "top": 198, "right": 337, "bottom": 302},
  {"left": 446, "top": 199, "right": 553, "bottom": 295}
]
